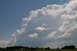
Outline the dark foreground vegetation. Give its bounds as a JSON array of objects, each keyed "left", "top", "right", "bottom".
[{"left": 0, "top": 45, "right": 77, "bottom": 51}]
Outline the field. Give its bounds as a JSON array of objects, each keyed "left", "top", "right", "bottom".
[
  {"left": 36, "top": 49, "right": 77, "bottom": 51},
  {"left": 0, "top": 49, "right": 77, "bottom": 51}
]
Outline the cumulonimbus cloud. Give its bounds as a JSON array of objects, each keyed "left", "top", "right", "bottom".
[{"left": 0, "top": 0, "right": 77, "bottom": 48}]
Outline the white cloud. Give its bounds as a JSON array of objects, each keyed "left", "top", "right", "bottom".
[
  {"left": 65, "top": 0, "right": 77, "bottom": 13},
  {"left": 57, "top": 33, "right": 71, "bottom": 38},
  {"left": 12, "top": 28, "right": 26, "bottom": 35},
  {"left": 8, "top": 37, "right": 17, "bottom": 46},
  {"left": 0, "top": 40, "right": 9, "bottom": 47},
  {"left": 57, "top": 24, "right": 77, "bottom": 38},
  {"left": 45, "top": 4, "right": 65, "bottom": 18},
  {"left": 58, "top": 21, "right": 69, "bottom": 32},
  {"left": 22, "top": 24, "right": 27, "bottom": 27},
  {"left": 61, "top": 14, "right": 77, "bottom": 21},
  {"left": 0, "top": 37, "right": 17, "bottom": 47},
  {"left": 17, "top": 28, "right": 26, "bottom": 34},
  {"left": 42, "top": 23, "right": 47, "bottom": 27},
  {"left": 47, "top": 31, "right": 56, "bottom": 38},
  {"left": 35, "top": 27, "right": 49, "bottom": 31},
  {"left": 27, "top": 33, "right": 38, "bottom": 38}
]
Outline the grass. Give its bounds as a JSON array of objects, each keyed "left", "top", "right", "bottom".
[
  {"left": 36, "top": 49, "right": 77, "bottom": 51},
  {"left": 0, "top": 49, "right": 77, "bottom": 51}
]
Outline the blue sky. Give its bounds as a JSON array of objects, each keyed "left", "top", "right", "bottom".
[
  {"left": 1, "top": 0, "right": 77, "bottom": 48},
  {"left": 0, "top": 0, "right": 69, "bottom": 40}
]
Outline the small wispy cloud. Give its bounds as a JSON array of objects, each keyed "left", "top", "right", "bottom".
[
  {"left": 35, "top": 27, "right": 49, "bottom": 31},
  {"left": 27, "top": 33, "right": 38, "bottom": 38}
]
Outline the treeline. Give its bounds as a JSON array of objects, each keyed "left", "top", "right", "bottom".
[{"left": 0, "top": 45, "right": 76, "bottom": 51}]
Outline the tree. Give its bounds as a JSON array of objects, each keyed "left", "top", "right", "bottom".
[
  {"left": 0, "top": 47, "right": 3, "bottom": 50},
  {"left": 62, "top": 45, "right": 75, "bottom": 49},
  {"left": 45, "top": 47, "right": 50, "bottom": 49}
]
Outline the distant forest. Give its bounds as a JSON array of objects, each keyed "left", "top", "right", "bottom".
[{"left": 0, "top": 45, "right": 77, "bottom": 51}]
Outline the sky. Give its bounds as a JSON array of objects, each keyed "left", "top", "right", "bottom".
[
  {"left": 0, "top": 0, "right": 77, "bottom": 48},
  {"left": 0, "top": 0, "right": 70, "bottom": 40}
]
